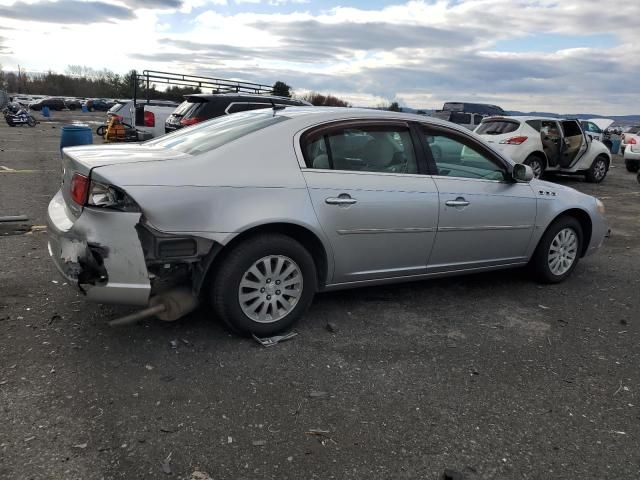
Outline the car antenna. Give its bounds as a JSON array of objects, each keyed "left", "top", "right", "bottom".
[{"left": 270, "top": 99, "right": 285, "bottom": 116}]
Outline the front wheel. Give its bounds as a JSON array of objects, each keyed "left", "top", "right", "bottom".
[
  {"left": 27, "top": 116, "right": 36, "bottom": 127},
  {"left": 524, "top": 154, "right": 545, "bottom": 179},
  {"left": 585, "top": 155, "right": 609, "bottom": 183},
  {"left": 530, "top": 217, "right": 583, "bottom": 284},
  {"left": 210, "top": 234, "right": 317, "bottom": 336}
]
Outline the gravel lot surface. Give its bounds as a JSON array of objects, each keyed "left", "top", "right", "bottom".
[{"left": 1, "top": 111, "right": 639, "bottom": 480}]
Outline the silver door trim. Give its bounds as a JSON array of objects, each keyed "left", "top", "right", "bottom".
[
  {"left": 337, "top": 227, "right": 437, "bottom": 235},
  {"left": 437, "top": 225, "right": 533, "bottom": 232}
]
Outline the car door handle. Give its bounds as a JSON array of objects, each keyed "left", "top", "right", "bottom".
[
  {"left": 445, "top": 198, "right": 470, "bottom": 207},
  {"left": 325, "top": 196, "right": 357, "bottom": 205}
]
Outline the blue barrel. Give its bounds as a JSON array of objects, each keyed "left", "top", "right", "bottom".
[
  {"left": 41, "top": 105, "right": 50, "bottom": 117},
  {"left": 81, "top": 104, "right": 88, "bottom": 113},
  {"left": 60, "top": 125, "right": 93, "bottom": 156},
  {"left": 610, "top": 139, "right": 621, "bottom": 155}
]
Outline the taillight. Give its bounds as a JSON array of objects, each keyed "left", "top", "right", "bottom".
[
  {"left": 180, "top": 117, "right": 203, "bottom": 126},
  {"left": 500, "top": 136, "right": 528, "bottom": 145},
  {"left": 630, "top": 137, "right": 637, "bottom": 145},
  {"left": 70, "top": 173, "right": 89, "bottom": 205},
  {"left": 144, "top": 111, "right": 155, "bottom": 127}
]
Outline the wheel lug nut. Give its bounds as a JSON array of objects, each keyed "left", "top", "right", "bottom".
[
  {"left": 267, "top": 295, "right": 271, "bottom": 300},
  {"left": 267, "top": 279, "right": 271, "bottom": 283},
  {"left": 276, "top": 290, "right": 281, "bottom": 295},
  {"left": 260, "top": 288, "right": 265, "bottom": 293},
  {"left": 275, "top": 280, "right": 281, "bottom": 285}
]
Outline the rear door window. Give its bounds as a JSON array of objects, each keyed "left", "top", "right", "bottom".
[
  {"left": 476, "top": 120, "right": 520, "bottom": 135},
  {"left": 561, "top": 120, "right": 582, "bottom": 137},
  {"left": 303, "top": 124, "right": 418, "bottom": 174}
]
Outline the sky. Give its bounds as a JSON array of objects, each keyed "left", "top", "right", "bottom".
[{"left": 0, "top": 0, "right": 638, "bottom": 114}]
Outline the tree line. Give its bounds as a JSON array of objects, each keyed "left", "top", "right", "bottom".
[{"left": 0, "top": 65, "right": 355, "bottom": 107}]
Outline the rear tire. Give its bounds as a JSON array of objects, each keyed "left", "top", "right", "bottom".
[
  {"left": 530, "top": 216, "right": 583, "bottom": 284},
  {"left": 524, "top": 154, "right": 545, "bottom": 178},
  {"left": 210, "top": 234, "right": 317, "bottom": 336},
  {"left": 585, "top": 155, "right": 609, "bottom": 183},
  {"left": 625, "top": 159, "right": 639, "bottom": 173}
]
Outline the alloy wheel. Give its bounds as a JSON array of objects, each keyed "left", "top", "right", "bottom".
[
  {"left": 548, "top": 228, "right": 578, "bottom": 276},
  {"left": 593, "top": 159, "right": 607, "bottom": 181},
  {"left": 238, "top": 255, "right": 303, "bottom": 323}
]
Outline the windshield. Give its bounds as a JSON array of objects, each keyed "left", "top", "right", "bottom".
[
  {"left": 476, "top": 120, "right": 520, "bottom": 135},
  {"left": 146, "top": 110, "right": 289, "bottom": 155}
]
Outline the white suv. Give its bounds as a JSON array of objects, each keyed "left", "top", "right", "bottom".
[{"left": 475, "top": 116, "right": 612, "bottom": 183}]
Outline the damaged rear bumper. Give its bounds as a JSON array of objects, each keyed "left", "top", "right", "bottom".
[{"left": 46, "top": 190, "right": 151, "bottom": 306}]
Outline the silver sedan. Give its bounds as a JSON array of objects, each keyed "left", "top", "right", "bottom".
[{"left": 47, "top": 107, "right": 609, "bottom": 335}]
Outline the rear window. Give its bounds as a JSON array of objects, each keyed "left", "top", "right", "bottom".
[
  {"left": 109, "top": 102, "right": 126, "bottom": 113},
  {"left": 227, "top": 102, "right": 272, "bottom": 114},
  {"left": 450, "top": 113, "right": 471, "bottom": 124},
  {"left": 625, "top": 126, "right": 640, "bottom": 134},
  {"left": 476, "top": 120, "right": 520, "bottom": 135},
  {"left": 432, "top": 111, "right": 451, "bottom": 121},
  {"left": 172, "top": 100, "right": 199, "bottom": 116},
  {"left": 146, "top": 111, "right": 288, "bottom": 155}
]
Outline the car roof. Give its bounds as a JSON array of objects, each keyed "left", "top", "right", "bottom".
[{"left": 483, "top": 115, "right": 579, "bottom": 122}]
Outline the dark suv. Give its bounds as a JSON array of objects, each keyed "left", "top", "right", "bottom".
[
  {"left": 30, "top": 97, "right": 66, "bottom": 111},
  {"left": 165, "top": 94, "right": 311, "bottom": 133}
]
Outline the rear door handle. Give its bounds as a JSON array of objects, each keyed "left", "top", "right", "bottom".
[
  {"left": 445, "top": 198, "right": 470, "bottom": 207},
  {"left": 326, "top": 195, "right": 357, "bottom": 205}
]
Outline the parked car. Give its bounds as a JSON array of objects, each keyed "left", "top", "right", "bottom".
[
  {"left": 47, "top": 107, "right": 609, "bottom": 336},
  {"left": 441, "top": 102, "right": 506, "bottom": 116},
  {"left": 620, "top": 126, "right": 640, "bottom": 154},
  {"left": 164, "top": 93, "right": 311, "bottom": 133},
  {"left": 107, "top": 99, "right": 179, "bottom": 138},
  {"left": 624, "top": 142, "right": 640, "bottom": 172},
  {"left": 64, "top": 98, "right": 83, "bottom": 110},
  {"left": 431, "top": 110, "right": 486, "bottom": 130},
  {"left": 84, "top": 98, "right": 113, "bottom": 111},
  {"left": 580, "top": 119, "right": 614, "bottom": 146},
  {"left": 475, "top": 116, "right": 611, "bottom": 182},
  {"left": 30, "top": 97, "right": 66, "bottom": 111}
]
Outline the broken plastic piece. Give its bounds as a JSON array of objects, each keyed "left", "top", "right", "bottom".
[{"left": 252, "top": 331, "right": 298, "bottom": 347}]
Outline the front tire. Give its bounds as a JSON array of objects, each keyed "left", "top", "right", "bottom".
[
  {"left": 530, "top": 217, "right": 583, "bottom": 284},
  {"left": 27, "top": 116, "right": 36, "bottom": 127},
  {"left": 524, "top": 154, "right": 545, "bottom": 179},
  {"left": 585, "top": 155, "right": 608, "bottom": 183},
  {"left": 210, "top": 234, "right": 317, "bottom": 336}
]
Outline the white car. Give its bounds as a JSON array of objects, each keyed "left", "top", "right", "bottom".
[
  {"left": 620, "top": 126, "right": 640, "bottom": 154},
  {"left": 624, "top": 142, "right": 640, "bottom": 172},
  {"left": 475, "top": 116, "right": 612, "bottom": 182}
]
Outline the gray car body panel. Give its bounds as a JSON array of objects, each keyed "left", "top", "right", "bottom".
[{"left": 47, "top": 107, "right": 608, "bottom": 305}]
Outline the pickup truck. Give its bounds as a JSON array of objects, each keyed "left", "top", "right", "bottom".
[{"left": 107, "top": 99, "right": 179, "bottom": 138}]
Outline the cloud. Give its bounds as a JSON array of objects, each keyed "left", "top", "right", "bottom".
[
  {"left": 124, "top": 0, "right": 182, "bottom": 8},
  {"left": 0, "top": 0, "right": 134, "bottom": 24}
]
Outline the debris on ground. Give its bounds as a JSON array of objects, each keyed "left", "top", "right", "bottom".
[
  {"left": 326, "top": 322, "right": 338, "bottom": 333},
  {"left": 73, "top": 443, "right": 88, "bottom": 449},
  {"left": 441, "top": 469, "right": 465, "bottom": 480},
  {"left": 161, "top": 452, "right": 172, "bottom": 475},
  {"left": 191, "top": 472, "right": 213, "bottom": 480},
  {"left": 252, "top": 440, "right": 266, "bottom": 447},
  {"left": 252, "top": 331, "right": 298, "bottom": 347},
  {"left": 309, "top": 390, "right": 328, "bottom": 399},
  {"left": 169, "top": 339, "right": 178, "bottom": 349}
]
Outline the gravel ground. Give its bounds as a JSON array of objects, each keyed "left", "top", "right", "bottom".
[{"left": 1, "top": 111, "right": 639, "bottom": 480}]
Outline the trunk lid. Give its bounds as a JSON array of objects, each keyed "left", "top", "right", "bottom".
[{"left": 60, "top": 144, "right": 190, "bottom": 217}]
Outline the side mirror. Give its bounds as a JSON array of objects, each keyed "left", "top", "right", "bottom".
[{"left": 513, "top": 163, "right": 534, "bottom": 182}]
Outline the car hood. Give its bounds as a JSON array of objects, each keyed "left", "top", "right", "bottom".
[
  {"left": 588, "top": 118, "right": 615, "bottom": 131},
  {"left": 63, "top": 143, "right": 190, "bottom": 172}
]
